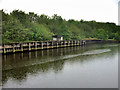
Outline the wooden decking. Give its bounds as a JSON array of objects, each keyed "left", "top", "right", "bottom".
[{"left": 0, "top": 40, "right": 86, "bottom": 54}]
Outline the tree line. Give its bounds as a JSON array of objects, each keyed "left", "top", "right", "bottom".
[{"left": 1, "top": 10, "right": 120, "bottom": 43}]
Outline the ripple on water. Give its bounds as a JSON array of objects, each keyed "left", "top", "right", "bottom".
[{"left": 62, "top": 49, "right": 111, "bottom": 59}]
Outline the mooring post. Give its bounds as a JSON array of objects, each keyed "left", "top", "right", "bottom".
[{"left": 29, "top": 43, "right": 31, "bottom": 51}]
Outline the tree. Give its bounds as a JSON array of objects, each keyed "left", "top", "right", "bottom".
[{"left": 95, "top": 29, "right": 108, "bottom": 40}]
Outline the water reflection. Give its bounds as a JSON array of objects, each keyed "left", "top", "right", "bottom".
[{"left": 2, "top": 43, "right": 119, "bottom": 88}]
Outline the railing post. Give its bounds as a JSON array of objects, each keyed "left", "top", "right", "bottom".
[
  {"left": 3, "top": 44, "right": 6, "bottom": 54},
  {"left": 61, "top": 41, "right": 62, "bottom": 47},
  {"left": 64, "top": 41, "right": 66, "bottom": 47},
  {"left": 76, "top": 40, "right": 78, "bottom": 45},
  {"left": 77, "top": 40, "right": 79, "bottom": 45},
  {"left": 70, "top": 41, "right": 71, "bottom": 46},
  {"left": 72, "top": 41, "right": 73, "bottom": 46},
  {"left": 56, "top": 42, "right": 58, "bottom": 47},
  {"left": 46, "top": 42, "right": 48, "bottom": 48},
  {"left": 79, "top": 40, "right": 80, "bottom": 45},
  {"left": 84, "top": 40, "right": 86, "bottom": 45},
  {"left": 67, "top": 41, "right": 68, "bottom": 46},
  {"left": 35, "top": 42, "right": 37, "bottom": 50},
  {"left": 12, "top": 44, "right": 15, "bottom": 53},
  {"left": 20, "top": 43, "right": 23, "bottom": 52},
  {"left": 75, "top": 40, "right": 76, "bottom": 46},
  {"left": 29, "top": 43, "right": 31, "bottom": 51},
  {"left": 51, "top": 41, "right": 53, "bottom": 48},
  {"left": 41, "top": 42, "right": 43, "bottom": 49},
  {"left": 82, "top": 40, "right": 85, "bottom": 45},
  {"left": 80, "top": 40, "right": 82, "bottom": 45}
]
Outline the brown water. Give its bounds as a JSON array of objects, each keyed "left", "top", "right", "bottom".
[{"left": 2, "top": 43, "right": 119, "bottom": 88}]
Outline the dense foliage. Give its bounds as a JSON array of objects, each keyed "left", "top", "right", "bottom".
[{"left": 1, "top": 10, "right": 120, "bottom": 43}]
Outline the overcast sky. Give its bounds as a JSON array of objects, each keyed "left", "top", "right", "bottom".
[{"left": 0, "top": 0, "right": 119, "bottom": 24}]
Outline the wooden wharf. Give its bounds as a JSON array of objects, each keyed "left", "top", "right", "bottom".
[{"left": 0, "top": 40, "right": 86, "bottom": 54}]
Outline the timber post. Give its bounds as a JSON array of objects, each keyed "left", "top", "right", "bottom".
[
  {"left": 46, "top": 42, "right": 49, "bottom": 48},
  {"left": 61, "top": 41, "right": 62, "bottom": 47},
  {"left": 67, "top": 41, "right": 69, "bottom": 46},
  {"left": 51, "top": 41, "right": 53, "bottom": 48},
  {"left": 64, "top": 41, "right": 66, "bottom": 47},
  {"left": 12, "top": 44, "right": 15, "bottom": 53},
  {"left": 35, "top": 42, "right": 37, "bottom": 50},
  {"left": 41, "top": 42, "right": 43, "bottom": 49},
  {"left": 29, "top": 43, "right": 31, "bottom": 51},
  {"left": 56, "top": 42, "right": 58, "bottom": 47},
  {"left": 20, "top": 43, "right": 23, "bottom": 52},
  {"left": 72, "top": 41, "right": 73, "bottom": 46},
  {"left": 3, "top": 44, "right": 6, "bottom": 54}
]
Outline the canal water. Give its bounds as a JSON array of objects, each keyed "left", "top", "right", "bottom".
[{"left": 2, "top": 43, "right": 119, "bottom": 88}]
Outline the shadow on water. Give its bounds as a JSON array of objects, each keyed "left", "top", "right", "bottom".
[{"left": 2, "top": 43, "right": 119, "bottom": 86}]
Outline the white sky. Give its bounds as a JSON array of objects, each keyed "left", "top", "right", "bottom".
[{"left": 0, "top": 0, "right": 119, "bottom": 24}]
